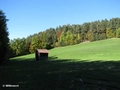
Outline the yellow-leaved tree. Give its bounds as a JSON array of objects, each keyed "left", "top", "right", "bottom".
[{"left": 106, "top": 28, "right": 115, "bottom": 38}]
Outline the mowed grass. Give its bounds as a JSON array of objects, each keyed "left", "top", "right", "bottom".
[{"left": 0, "top": 38, "right": 120, "bottom": 90}]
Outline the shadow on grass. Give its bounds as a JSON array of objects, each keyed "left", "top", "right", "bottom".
[{"left": 0, "top": 56, "right": 120, "bottom": 90}]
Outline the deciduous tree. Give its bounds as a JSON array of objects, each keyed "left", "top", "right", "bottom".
[{"left": 106, "top": 28, "right": 115, "bottom": 38}]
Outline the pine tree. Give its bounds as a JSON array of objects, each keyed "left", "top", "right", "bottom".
[{"left": 0, "top": 10, "right": 9, "bottom": 64}]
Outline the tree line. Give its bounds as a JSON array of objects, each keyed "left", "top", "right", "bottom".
[{"left": 9, "top": 17, "right": 120, "bottom": 58}]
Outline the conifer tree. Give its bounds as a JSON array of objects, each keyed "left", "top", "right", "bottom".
[{"left": 0, "top": 10, "right": 9, "bottom": 64}]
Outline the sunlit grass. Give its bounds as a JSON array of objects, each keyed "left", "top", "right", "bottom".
[{"left": 49, "top": 38, "right": 120, "bottom": 60}]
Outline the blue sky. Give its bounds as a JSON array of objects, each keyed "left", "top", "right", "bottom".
[{"left": 0, "top": 0, "right": 120, "bottom": 40}]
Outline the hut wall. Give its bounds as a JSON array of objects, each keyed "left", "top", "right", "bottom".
[{"left": 35, "top": 49, "right": 48, "bottom": 61}]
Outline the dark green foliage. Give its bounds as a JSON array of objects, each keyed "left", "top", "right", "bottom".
[
  {"left": 25, "top": 35, "right": 32, "bottom": 53},
  {"left": 9, "top": 38, "right": 31, "bottom": 57},
  {"left": 81, "top": 23, "right": 90, "bottom": 41},
  {"left": 58, "top": 40, "right": 66, "bottom": 46},
  {"left": 116, "top": 18, "right": 120, "bottom": 29},
  {"left": 46, "top": 28, "right": 57, "bottom": 47},
  {"left": 0, "top": 10, "right": 9, "bottom": 64},
  {"left": 101, "top": 19, "right": 108, "bottom": 33},
  {"left": 116, "top": 28, "right": 120, "bottom": 38},
  {"left": 99, "top": 33, "right": 106, "bottom": 40}
]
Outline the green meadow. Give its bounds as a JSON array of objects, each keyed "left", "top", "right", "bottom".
[{"left": 0, "top": 38, "right": 120, "bottom": 90}]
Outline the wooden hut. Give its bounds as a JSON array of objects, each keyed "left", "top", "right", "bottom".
[{"left": 35, "top": 49, "right": 49, "bottom": 61}]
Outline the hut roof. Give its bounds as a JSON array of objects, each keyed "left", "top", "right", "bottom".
[{"left": 37, "top": 49, "right": 49, "bottom": 53}]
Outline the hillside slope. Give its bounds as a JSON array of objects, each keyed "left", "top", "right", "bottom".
[
  {"left": 49, "top": 38, "right": 120, "bottom": 61},
  {"left": 11, "top": 38, "right": 120, "bottom": 61}
]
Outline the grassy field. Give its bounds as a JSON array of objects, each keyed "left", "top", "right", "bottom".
[{"left": 0, "top": 38, "right": 120, "bottom": 90}]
